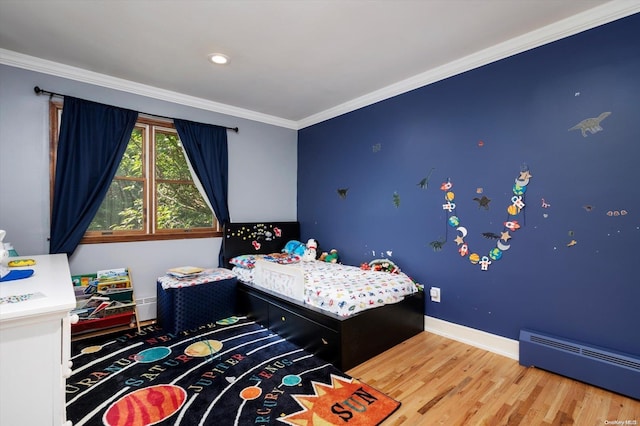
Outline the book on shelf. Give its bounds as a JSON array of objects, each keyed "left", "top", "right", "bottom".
[
  {"left": 97, "top": 268, "right": 129, "bottom": 281},
  {"left": 75, "top": 299, "right": 136, "bottom": 320},
  {"left": 104, "top": 301, "right": 136, "bottom": 316},
  {"left": 98, "top": 288, "right": 133, "bottom": 302},
  {"left": 71, "top": 273, "right": 98, "bottom": 287},
  {"left": 95, "top": 280, "right": 131, "bottom": 292},
  {"left": 87, "top": 301, "right": 111, "bottom": 318},
  {"left": 70, "top": 267, "right": 140, "bottom": 333}
]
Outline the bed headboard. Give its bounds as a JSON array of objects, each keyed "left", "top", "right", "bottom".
[{"left": 222, "top": 222, "right": 300, "bottom": 268}]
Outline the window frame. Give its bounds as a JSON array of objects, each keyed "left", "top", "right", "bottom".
[{"left": 49, "top": 101, "right": 221, "bottom": 244}]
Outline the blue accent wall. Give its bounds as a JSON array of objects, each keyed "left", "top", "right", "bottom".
[{"left": 298, "top": 13, "right": 640, "bottom": 356}]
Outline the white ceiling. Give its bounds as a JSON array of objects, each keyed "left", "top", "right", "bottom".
[{"left": 1, "top": 1, "right": 638, "bottom": 129}]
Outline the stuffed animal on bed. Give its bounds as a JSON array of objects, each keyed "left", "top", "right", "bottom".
[
  {"left": 320, "top": 248, "right": 339, "bottom": 263},
  {"left": 362, "top": 258, "right": 400, "bottom": 273},
  {"left": 301, "top": 239, "right": 318, "bottom": 261},
  {"left": 283, "top": 240, "right": 306, "bottom": 256}
]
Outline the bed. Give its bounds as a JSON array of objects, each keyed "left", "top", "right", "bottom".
[{"left": 222, "top": 221, "right": 425, "bottom": 371}]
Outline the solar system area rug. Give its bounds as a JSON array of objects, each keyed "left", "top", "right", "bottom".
[{"left": 66, "top": 317, "right": 400, "bottom": 426}]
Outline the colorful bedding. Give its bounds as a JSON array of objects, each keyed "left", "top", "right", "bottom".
[
  {"left": 232, "top": 259, "right": 418, "bottom": 317},
  {"left": 301, "top": 261, "right": 417, "bottom": 316}
]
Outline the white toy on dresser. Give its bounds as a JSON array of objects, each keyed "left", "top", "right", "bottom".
[
  {"left": 0, "top": 230, "right": 9, "bottom": 279},
  {"left": 0, "top": 230, "right": 34, "bottom": 282}
]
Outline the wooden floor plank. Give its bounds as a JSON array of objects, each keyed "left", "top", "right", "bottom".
[{"left": 347, "top": 331, "right": 640, "bottom": 426}]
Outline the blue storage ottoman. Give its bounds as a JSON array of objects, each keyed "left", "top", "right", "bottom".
[{"left": 156, "top": 268, "right": 237, "bottom": 334}]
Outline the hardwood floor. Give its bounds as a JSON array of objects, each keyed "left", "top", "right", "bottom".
[{"left": 347, "top": 331, "right": 640, "bottom": 426}]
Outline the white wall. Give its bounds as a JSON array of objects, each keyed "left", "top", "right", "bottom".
[{"left": 0, "top": 64, "right": 297, "bottom": 319}]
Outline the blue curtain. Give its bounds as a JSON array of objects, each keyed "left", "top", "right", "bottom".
[
  {"left": 174, "top": 119, "right": 230, "bottom": 266},
  {"left": 50, "top": 97, "right": 138, "bottom": 255}
]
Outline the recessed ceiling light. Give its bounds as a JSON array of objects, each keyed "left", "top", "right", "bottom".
[{"left": 208, "top": 53, "right": 229, "bottom": 65}]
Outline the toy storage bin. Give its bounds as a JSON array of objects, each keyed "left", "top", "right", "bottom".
[{"left": 156, "top": 269, "right": 237, "bottom": 334}]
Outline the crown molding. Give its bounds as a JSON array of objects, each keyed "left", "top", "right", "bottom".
[
  {"left": 0, "top": 48, "right": 298, "bottom": 130},
  {"left": 297, "top": 1, "right": 640, "bottom": 129},
  {"left": 2, "top": 1, "right": 638, "bottom": 131}
]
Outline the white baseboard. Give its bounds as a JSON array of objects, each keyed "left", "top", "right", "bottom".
[{"left": 424, "top": 316, "right": 519, "bottom": 361}]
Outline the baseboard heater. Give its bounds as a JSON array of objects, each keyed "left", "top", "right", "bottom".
[{"left": 519, "top": 329, "right": 640, "bottom": 400}]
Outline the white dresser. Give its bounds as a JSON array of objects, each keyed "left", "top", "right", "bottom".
[{"left": 0, "top": 254, "right": 76, "bottom": 426}]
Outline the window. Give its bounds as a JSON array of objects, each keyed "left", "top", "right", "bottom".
[{"left": 50, "top": 102, "right": 220, "bottom": 243}]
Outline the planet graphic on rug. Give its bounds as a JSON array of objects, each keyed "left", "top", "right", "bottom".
[
  {"left": 185, "top": 339, "right": 223, "bottom": 357},
  {"left": 103, "top": 384, "right": 187, "bottom": 426},
  {"left": 80, "top": 345, "right": 103, "bottom": 354},
  {"left": 79, "top": 339, "right": 119, "bottom": 355},
  {"left": 216, "top": 316, "right": 240, "bottom": 325},
  {"left": 282, "top": 374, "right": 302, "bottom": 386},
  {"left": 240, "top": 386, "right": 262, "bottom": 401},
  {"left": 134, "top": 346, "right": 171, "bottom": 363}
]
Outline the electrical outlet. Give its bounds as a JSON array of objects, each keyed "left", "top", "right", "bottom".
[{"left": 429, "top": 287, "right": 441, "bottom": 303}]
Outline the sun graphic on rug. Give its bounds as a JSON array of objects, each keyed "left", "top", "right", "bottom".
[{"left": 279, "top": 374, "right": 399, "bottom": 425}]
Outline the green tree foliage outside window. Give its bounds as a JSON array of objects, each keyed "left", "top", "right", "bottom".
[
  {"left": 88, "top": 124, "right": 216, "bottom": 234},
  {"left": 51, "top": 101, "right": 219, "bottom": 242},
  {"left": 154, "top": 129, "right": 213, "bottom": 230},
  {"left": 89, "top": 127, "right": 144, "bottom": 232}
]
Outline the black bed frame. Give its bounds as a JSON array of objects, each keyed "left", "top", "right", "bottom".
[{"left": 222, "top": 222, "right": 425, "bottom": 371}]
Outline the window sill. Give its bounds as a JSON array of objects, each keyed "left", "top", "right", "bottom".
[{"left": 80, "top": 231, "right": 222, "bottom": 244}]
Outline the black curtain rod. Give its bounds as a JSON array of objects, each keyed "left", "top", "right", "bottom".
[{"left": 33, "top": 86, "right": 239, "bottom": 133}]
